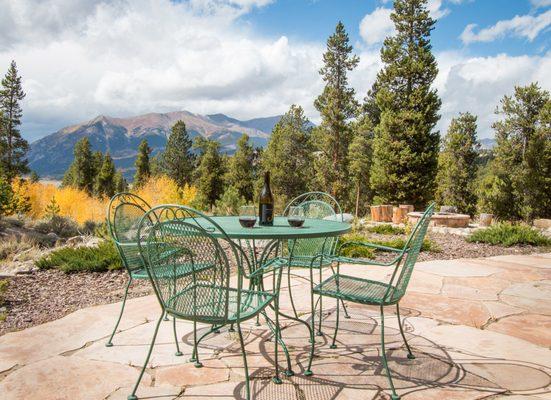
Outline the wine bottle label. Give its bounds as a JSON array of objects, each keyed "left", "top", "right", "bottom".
[{"left": 259, "top": 204, "right": 274, "bottom": 225}]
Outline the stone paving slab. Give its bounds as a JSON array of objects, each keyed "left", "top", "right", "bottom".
[{"left": 0, "top": 253, "right": 550, "bottom": 400}]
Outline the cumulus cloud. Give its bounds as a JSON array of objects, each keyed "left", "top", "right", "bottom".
[
  {"left": 359, "top": 7, "right": 395, "bottom": 46},
  {"left": 461, "top": 9, "right": 551, "bottom": 44},
  {"left": 530, "top": 0, "right": 551, "bottom": 8}
]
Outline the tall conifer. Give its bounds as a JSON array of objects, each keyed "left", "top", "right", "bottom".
[
  {"left": 134, "top": 139, "right": 151, "bottom": 188},
  {"left": 161, "top": 120, "right": 195, "bottom": 188},
  {"left": 226, "top": 134, "right": 255, "bottom": 202},
  {"left": 313, "top": 22, "right": 359, "bottom": 203},
  {"left": 368, "top": 0, "right": 441, "bottom": 208},
  {"left": 0, "top": 61, "right": 29, "bottom": 181}
]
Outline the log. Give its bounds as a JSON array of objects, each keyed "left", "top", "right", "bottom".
[
  {"left": 380, "top": 205, "right": 393, "bottom": 222},
  {"left": 399, "top": 204, "right": 414, "bottom": 214},
  {"left": 370, "top": 205, "right": 381, "bottom": 222},
  {"left": 392, "top": 207, "right": 408, "bottom": 224}
]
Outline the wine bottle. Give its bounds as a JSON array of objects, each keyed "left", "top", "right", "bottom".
[{"left": 259, "top": 171, "right": 274, "bottom": 226}]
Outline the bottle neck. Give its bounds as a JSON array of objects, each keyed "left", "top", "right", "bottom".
[{"left": 264, "top": 172, "right": 270, "bottom": 188}]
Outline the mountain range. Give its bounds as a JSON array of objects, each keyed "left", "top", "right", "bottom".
[{"left": 28, "top": 111, "right": 282, "bottom": 179}]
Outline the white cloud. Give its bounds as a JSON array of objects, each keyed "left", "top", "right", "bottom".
[
  {"left": 428, "top": 0, "right": 450, "bottom": 19},
  {"left": 461, "top": 9, "right": 551, "bottom": 44},
  {"left": 359, "top": 7, "right": 394, "bottom": 46},
  {"left": 530, "top": 0, "right": 551, "bottom": 8},
  {"left": 433, "top": 52, "right": 551, "bottom": 138}
]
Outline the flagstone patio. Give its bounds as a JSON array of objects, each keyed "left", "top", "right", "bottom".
[{"left": 0, "top": 253, "right": 550, "bottom": 400}]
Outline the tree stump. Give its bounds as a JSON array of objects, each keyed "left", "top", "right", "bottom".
[
  {"left": 479, "top": 213, "right": 493, "bottom": 227},
  {"left": 399, "top": 204, "right": 414, "bottom": 214},
  {"left": 370, "top": 205, "right": 381, "bottom": 222},
  {"left": 392, "top": 207, "right": 408, "bottom": 224},
  {"left": 380, "top": 205, "right": 393, "bottom": 222}
]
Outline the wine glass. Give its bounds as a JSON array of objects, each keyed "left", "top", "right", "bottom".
[
  {"left": 287, "top": 206, "right": 305, "bottom": 227},
  {"left": 239, "top": 205, "right": 256, "bottom": 228}
]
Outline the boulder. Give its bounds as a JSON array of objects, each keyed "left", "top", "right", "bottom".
[{"left": 533, "top": 219, "right": 551, "bottom": 230}]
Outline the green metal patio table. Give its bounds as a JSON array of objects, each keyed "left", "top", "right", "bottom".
[{"left": 197, "top": 215, "right": 352, "bottom": 376}]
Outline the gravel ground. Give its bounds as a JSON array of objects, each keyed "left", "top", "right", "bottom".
[{"left": 0, "top": 232, "right": 547, "bottom": 336}]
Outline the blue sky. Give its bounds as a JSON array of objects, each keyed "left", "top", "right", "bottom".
[{"left": 0, "top": 0, "right": 549, "bottom": 142}]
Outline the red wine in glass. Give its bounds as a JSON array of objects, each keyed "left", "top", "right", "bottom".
[
  {"left": 239, "top": 217, "right": 256, "bottom": 228},
  {"left": 287, "top": 217, "right": 305, "bottom": 227}
]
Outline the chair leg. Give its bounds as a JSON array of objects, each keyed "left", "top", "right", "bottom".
[
  {"left": 330, "top": 297, "right": 339, "bottom": 349},
  {"left": 287, "top": 265, "right": 299, "bottom": 319},
  {"left": 272, "top": 294, "right": 282, "bottom": 384},
  {"left": 172, "top": 316, "right": 183, "bottom": 356},
  {"left": 317, "top": 267, "right": 323, "bottom": 336},
  {"left": 341, "top": 299, "right": 350, "bottom": 318},
  {"left": 237, "top": 321, "right": 251, "bottom": 400},
  {"left": 163, "top": 312, "right": 169, "bottom": 321},
  {"left": 106, "top": 277, "right": 132, "bottom": 347},
  {"left": 127, "top": 314, "right": 163, "bottom": 400},
  {"left": 380, "top": 305, "right": 400, "bottom": 400},
  {"left": 305, "top": 266, "right": 315, "bottom": 376},
  {"left": 192, "top": 321, "right": 202, "bottom": 367},
  {"left": 396, "top": 303, "right": 415, "bottom": 359}
]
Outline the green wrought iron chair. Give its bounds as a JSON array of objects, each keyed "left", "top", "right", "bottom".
[
  {"left": 128, "top": 204, "right": 285, "bottom": 400},
  {"left": 282, "top": 192, "right": 350, "bottom": 336},
  {"left": 309, "top": 203, "right": 435, "bottom": 399},
  {"left": 105, "top": 193, "right": 181, "bottom": 353}
]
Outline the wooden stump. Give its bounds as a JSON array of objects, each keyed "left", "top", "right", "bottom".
[
  {"left": 380, "top": 205, "right": 393, "bottom": 222},
  {"left": 370, "top": 205, "right": 381, "bottom": 222},
  {"left": 392, "top": 207, "right": 408, "bottom": 224},
  {"left": 399, "top": 204, "right": 414, "bottom": 214}
]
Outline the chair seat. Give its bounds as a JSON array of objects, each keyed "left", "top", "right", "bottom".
[
  {"left": 288, "top": 255, "right": 333, "bottom": 269},
  {"left": 313, "top": 274, "right": 401, "bottom": 305},
  {"left": 166, "top": 284, "right": 274, "bottom": 324},
  {"left": 130, "top": 262, "right": 214, "bottom": 280}
]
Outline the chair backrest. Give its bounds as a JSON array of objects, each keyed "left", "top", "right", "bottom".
[
  {"left": 107, "top": 192, "right": 151, "bottom": 273},
  {"left": 137, "top": 205, "right": 233, "bottom": 324},
  {"left": 283, "top": 192, "right": 343, "bottom": 259},
  {"left": 387, "top": 203, "right": 435, "bottom": 302}
]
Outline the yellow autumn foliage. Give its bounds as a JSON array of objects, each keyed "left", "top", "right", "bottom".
[{"left": 13, "top": 175, "right": 197, "bottom": 224}]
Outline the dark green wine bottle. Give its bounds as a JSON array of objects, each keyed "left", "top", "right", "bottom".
[{"left": 259, "top": 171, "right": 274, "bottom": 226}]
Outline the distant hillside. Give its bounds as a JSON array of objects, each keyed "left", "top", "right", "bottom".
[
  {"left": 28, "top": 111, "right": 282, "bottom": 179},
  {"left": 479, "top": 138, "right": 496, "bottom": 150}
]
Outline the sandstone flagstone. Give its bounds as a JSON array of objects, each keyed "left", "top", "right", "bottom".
[
  {"left": 156, "top": 359, "right": 229, "bottom": 387},
  {"left": 486, "top": 314, "right": 551, "bottom": 347},
  {"left": 0, "top": 356, "right": 151, "bottom": 400}
]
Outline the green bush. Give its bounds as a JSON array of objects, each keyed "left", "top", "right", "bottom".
[
  {"left": 467, "top": 223, "right": 551, "bottom": 247},
  {"left": 35, "top": 241, "right": 122, "bottom": 273},
  {"left": 0, "top": 279, "right": 8, "bottom": 321},
  {"left": 365, "top": 224, "right": 405, "bottom": 235}
]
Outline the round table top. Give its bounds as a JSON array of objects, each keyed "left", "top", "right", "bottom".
[{"left": 201, "top": 216, "right": 351, "bottom": 240}]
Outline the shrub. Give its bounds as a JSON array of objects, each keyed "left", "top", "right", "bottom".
[
  {"left": 0, "top": 236, "right": 36, "bottom": 261},
  {"left": 467, "top": 223, "right": 551, "bottom": 247},
  {"left": 365, "top": 224, "right": 405, "bottom": 235},
  {"left": 32, "top": 215, "right": 80, "bottom": 238},
  {"left": 0, "top": 279, "right": 7, "bottom": 321},
  {"left": 35, "top": 241, "right": 122, "bottom": 273},
  {"left": 337, "top": 233, "right": 437, "bottom": 258}
]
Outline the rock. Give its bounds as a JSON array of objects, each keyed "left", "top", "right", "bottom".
[
  {"left": 533, "top": 218, "right": 551, "bottom": 230},
  {"left": 479, "top": 213, "right": 493, "bottom": 227},
  {"left": 66, "top": 236, "right": 85, "bottom": 246},
  {"left": 440, "top": 205, "right": 457, "bottom": 213},
  {"left": 46, "top": 232, "right": 60, "bottom": 240}
]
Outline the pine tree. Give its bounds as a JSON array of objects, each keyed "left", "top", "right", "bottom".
[
  {"left": 435, "top": 112, "right": 479, "bottom": 215},
  {"left": 312, "top": 22, "right": 359, "bottom": 203},
  {"left": 368, "top": 0, "right": 441, "bottom": 208},
  {"left": 134, "top": 139, "right": 151, "bottom": 189},
  {"left": 262, "top": 105, "right": 314, "bottom": 207},
  {"left": 161, "top": 120, "right": 195, "bottom": 188},
  {"left": 95, "top": 153, "right": 116, "bottom": 198},
  {"left": 194, "top": 139, "right": 225, "bottom": 209},
  {"left": 44, "top": 196, "right": 60, "bottom": 220},
  {"left": 348, "top": 117, "right": 373, "bottom": 218},
  {"left": 226, "top": 134, "right": 255, "bottom": 202},
  {"left": 0, "top": 176, "right": 14, "bottom": 217},
  {"left": 114, "top": 171, "right": 128, "bottom": 193},
  {"left": 478, "top": 84, "right": 551, "bottom": 220},
  {"left": 29, "top": 171, "right": 39, "bottom": 183},
  {"left": 64, "top": 137, "right": 95, "bottom": 194},
  {"left": 0, "top": 61, "right": 29, "bottom": 181}
]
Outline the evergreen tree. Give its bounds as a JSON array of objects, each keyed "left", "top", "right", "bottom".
[
  {"left": 262, "top": 105, "right": 314, "bottom": 207},
  {"left": 435, "top": 112, "right": 479, "bottom": 215},
  {"left": 161, "top": 120, "right": 195, "bottom": 188},
  {"left": 134, "top": 139, "right": 151, "bottom": 188},
  {"left": 368, "top": 0, "right": 441, "bottom": 208},
  {"left": 114, "top": 171, "right": 128, "bottom": 193},
  {"left": 29, "top": 171, "right": 39, "bottom": 183},
  {"left": 95, "top": 153, "right": 116, "bottom": 198},
  {"left": 312, "top": 22, "right": 359, "bottom": 203},
  {"left": 63, "top": 137, "right": 95, "bottom": 194},
  {"left": 194, "top": 138, "right": 225, "bottom": 209},
  {"left": 348, "top": 117, "right": 373, "bottom": 218},
  {"left": 44, "top": 196, "right": 60, "bottom": 220},
  {"left": 478, "top": 84, "right": 551, "bottom": 220},
  {"left": 0, "top": 176, "right": 14, "bottom": 217},
  {"left": 226, "top": 134, "right": 255, "bottom": 202},
  {"left": 0, "top": 61, "right": 29, "bottom": 181}
]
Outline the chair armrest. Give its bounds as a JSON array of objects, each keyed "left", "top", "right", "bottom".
[
  {"left": 249, "top": 258, "right": 287, "bottom": 278},
  {"left": 338, "top": 241, "right": 403, "bottom": 254}
]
